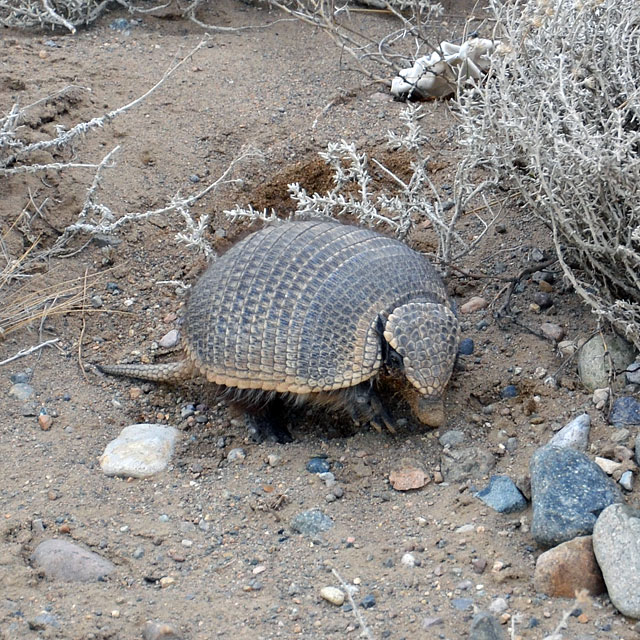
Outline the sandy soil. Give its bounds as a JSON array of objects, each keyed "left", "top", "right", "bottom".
[{"left": 1, "top": 2, "right": 639, "bottom": 639}]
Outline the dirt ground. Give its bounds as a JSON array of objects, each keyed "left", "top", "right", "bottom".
[{"left": 1, "top": 2, "right": 640, "bottom": 639}]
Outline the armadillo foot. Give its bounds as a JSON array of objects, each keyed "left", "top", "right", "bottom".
[
  {"left": 349, "top": 384, "right": 396, "bottom": 435},
  {"left": 245, "top": 400, "right": 293, "bottom": 444}
]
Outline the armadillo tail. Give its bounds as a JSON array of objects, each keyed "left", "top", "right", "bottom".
[{"left": 97, "top": 359, "right": 193, "bottom": 383}]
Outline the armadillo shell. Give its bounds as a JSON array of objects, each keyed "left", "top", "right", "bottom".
[{"left": 183, "top": 220, "right": 450, "bottom": 394}]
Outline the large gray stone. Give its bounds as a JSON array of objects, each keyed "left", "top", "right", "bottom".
[
  {"left": 593, "top": 504, "right": 640, "bottom": 619},
  {"left": 31, "top": 539, "right": 115, "bottom": 582},
  {"left": 577, "top": 333, "right": 636, "bottom": 391},
  {"left": 530, "top": 445, "right": 621, "bottom": 547}
]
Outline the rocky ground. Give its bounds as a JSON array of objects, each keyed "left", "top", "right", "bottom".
[{"left": 2, "top": 1, "right": 640, "bottom": 639}]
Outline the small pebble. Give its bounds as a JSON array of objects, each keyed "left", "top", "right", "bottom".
[
  {"left": 533, "top": 292, "right": 553, "bottom": 309},
  {"left": 306, "top": 457, "right": 331, "bottom": 473},
  {"left": 474, "top": 475, "right": 527, "bottom": 513},
  {"left": 38, "top": 409, "right": 53, "bottom": 431},
  {"left": 461, "top": 297, "right": 488, "bottom": 314},
  {"left": 401, "top": 553, "right": 416, "bottom": 567},
  {"left": 227, "top": 448, "right": 246, "bottom": 462},
  {"left": 267, "top": 454, "right": 281, "bottom": 467},
  {"left": 500, "top": 385, "right": 518, "bottom": 399},
  {"left": 451, "top": 597, "right": 473, "bottom": 611},
  {"left": 540, "top": 322, "right": 565, "bottom": 342},
  {"left": 592, "top": 387, "right": 610, "bottom": 409},
  {"left": 488, "top": 597, "right": 508, "bottom": 614},
  {"left": 9, "top": 383, "right": 35, "bottom": 401},
  {"left": 158, "top": 329, "right": 179, "bottom": 349},
  {"left": 595, "top": 457, "right": 622, "bottom": 475},
  {"left": 142, "top": 621, "right": 182, "bottom": 640},
  {"left": 619, "top": 470, "right": 634, "bottom": 491},
  {"left": 290, "top": 509, "right": 333, "bottom": 536},
  {"left": 360, "top": 594, "right": 376, "bottom": 609},
  {"left": 320, "top": 586, "right": 345, "bottom": 606},
  {"left": 556, "top": 340, "right": 576, "bottom": 358},
  {"left": 458, "top": 338, "right": 474, "bottom": 355}
]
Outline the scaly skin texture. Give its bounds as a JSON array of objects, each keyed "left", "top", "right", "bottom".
[{"left": 99, "top": 220, "right": 459, "bottom": 433}]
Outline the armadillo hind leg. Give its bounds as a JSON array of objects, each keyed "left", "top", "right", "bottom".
[
  {"left": 97, "top": 360, "right": 193, "bottom": 383},
  {"left": 346, "top": 383, "right": 397, "bottom": 435},
  {"left": 242, "top": 398, "right": 293, "bottom": 444}
]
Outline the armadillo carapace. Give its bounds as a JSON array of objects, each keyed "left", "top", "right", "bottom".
[{"left": 99, "top": 220, "right": 459, "bottom": 441}]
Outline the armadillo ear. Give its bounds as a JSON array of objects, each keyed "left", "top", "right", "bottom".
[{"left": 384, "top": 302, "right": 459, "bottom": 397}]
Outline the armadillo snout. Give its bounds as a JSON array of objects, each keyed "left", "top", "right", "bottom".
[{"left": 409, "top": 393, "right": 446, "bottom": 428}]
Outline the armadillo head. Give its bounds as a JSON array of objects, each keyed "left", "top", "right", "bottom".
[{"left": 383, "top": 301, "right": 459, "bottom": 427}]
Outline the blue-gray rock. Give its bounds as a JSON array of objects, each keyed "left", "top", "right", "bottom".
[
  {"left": 451, "top": 597, "right": 473, "bottom": 611},
  {"left": 620, "top": 470, "right": 634, "bottom": 492},
  {"left": 306, "top": 457, "right": 331, "bottom": 473},
  {"left": 626, "top": 362, "right": 640, "bottom": 385},
  {"left": 469, "top": 612, "right": 506, "bottom": 640},
  {"left": 549, "top": 414, "right": 591, "bottom": 450},
  {"left": 458, "top": 338, "right": 474, "bottom": 355},
  {"left": 530, "top": 445, "right": 621, "bottom": 547},
  {"left": 439, "top": 430, "right": 465, "bottom": 448},
  {"left": 290, "top": 509, "right": 333, "bottom": 536},
  {"left": 9, "top": 383, "right": 34, "bottom": 401},
  {"left": 577, "top": 333, "right": 636, "bottom": 391},
  {"left": 609, "top": 396, "right": 640, "bottom": 427},
  {"left": 10, "top": 370, "right": 32, "bottom": 384},
  {"left": 500, "top": 385, "right": 518, "bottom": 399},
  {"left": 28, "top": 613, "right": 60, "bottom": 630},
  {"left": 99, "top": 424, "right": 179, "bottom": 478},
  {"left": 31, "top": 539, "right": 115, "bottom": 582},
  {"left": 593, "top": 504, "right": 640, "bottom": 619},
  {"left": 360, "top": 594, "right": 376, "bottom": 609},
  {"left": 474, "top": 475, "right": 527, "bottom": 513}
]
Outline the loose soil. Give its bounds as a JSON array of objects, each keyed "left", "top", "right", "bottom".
[{"left": 1, "top": 2, "right": 639, "bottom": 639}]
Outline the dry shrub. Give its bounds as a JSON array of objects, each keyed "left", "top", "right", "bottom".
[{"left": 457, "top": 0, "right": 640, "bottom": 348}]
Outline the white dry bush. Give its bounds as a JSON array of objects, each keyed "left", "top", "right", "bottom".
[
  {"left": 455, "top": 0, "right": 640, "bottom": 348},
  {"left": 226, "top": 103, "right": 500, "bottom": 271}
]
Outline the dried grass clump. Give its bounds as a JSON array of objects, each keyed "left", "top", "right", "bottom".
[{"left": 456, "top": 0, "right": 640, "bottom": 348}]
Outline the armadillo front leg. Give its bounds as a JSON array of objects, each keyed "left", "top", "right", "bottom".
[
  {"left": 241, "top": 398, "right": 294, "bottom": 444},
  {"left": 348, "top": 383, "right": 397, "bottom": 434}
]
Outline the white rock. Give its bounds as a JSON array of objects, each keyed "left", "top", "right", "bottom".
[
  {"left": 558, "top": 340, "right": 578, "bottom": 357},
  {"left": 158, "top": 329, "right": 180, "bottom": 348},
  {"left": 320, "top": 586, "right": 345, "bottom": 606},
  {"left": 100, "top": 424, "right": 179, "bottom": 478},
  {"left": 592, "top": 387, "right": 610, "bottom": 410},
  {"left": 401, "top": 553, "right": 416, "bottom": 567},
  {"left": 594, "top": 457, "right": 622, "bottom": 475},
  {"left": 620, "top": 471, "right": 634, "bottom": 491},
  {"left": 488, "top": 597, "right": 508, "bottom": 614},
  {"left": 391, "top": 39, "right": 497, "bottom": 99},
  {"left": 549, "top": 414, "right": 591, "bottom": 451}
]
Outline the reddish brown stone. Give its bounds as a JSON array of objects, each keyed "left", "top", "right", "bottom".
[{"left": 534, "top": 536, "right": 605, "bottom": 598}]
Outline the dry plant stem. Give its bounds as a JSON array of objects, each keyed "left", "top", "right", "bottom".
[
  {"left": 330, "top": 568, "right": 375, "bottom": 640},
  {"left": 493, "top": 257, "right": 557, "bottom": 319},
  {"left": 456, "top": 0, "right": 640, "bottom": 349},
  {"left": 0, "top": 338, "right": 60, "bottom": 366},
  {"left": 77, "top": 268, "right": 89, "bottom": 379}
]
